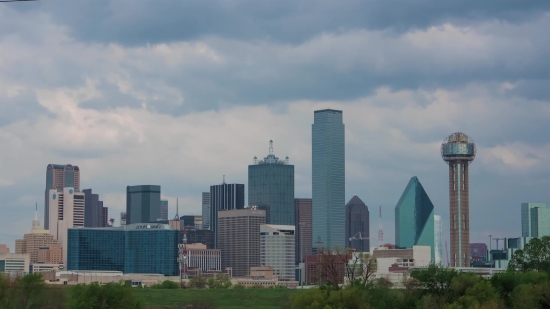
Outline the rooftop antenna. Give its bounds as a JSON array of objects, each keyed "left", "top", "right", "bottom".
[
  {"left": 223, "top": 175, "right": 226, "bottom": 184},
  {"left": 269, "top": 140, "right": 274, "bottom": 155},
  {"left": 378, "top": 206, "right": 384, "bottom": 246},
  {"left": 174, "top": 198, "right": 179, "bottom": 220}
]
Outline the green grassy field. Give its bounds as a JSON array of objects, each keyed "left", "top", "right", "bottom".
[{"left": 135, "top": 288, "right": 300, "bottom": 309}]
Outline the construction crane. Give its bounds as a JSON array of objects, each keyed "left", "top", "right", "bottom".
[
  {"left": 445, "top": 241, "right": 449, "bottom": 267},
  {"left": 349, "top": 232, "right": 371, "bottom": 241}
]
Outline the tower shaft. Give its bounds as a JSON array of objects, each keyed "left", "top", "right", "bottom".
[{"left": 448, "top": 161, "right": 470, "bottom": 267}]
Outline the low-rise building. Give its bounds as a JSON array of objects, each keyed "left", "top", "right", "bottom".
[
  {"left": 233, "top": 266, "right": 298, "bottom": 288},
  {"left": 0, "top": 244, "right": 9, "bottom": 254},
  {"left": 0, "top": 253, "right": 30, "bottom": 275},
  {"left": 187, "top": 244, "right": 221, "bottom": 272},
  {"left": 370, "top": 245, "right": 431, "bottom": 287}
]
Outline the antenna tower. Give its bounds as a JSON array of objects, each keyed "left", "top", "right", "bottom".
[
  {"left": 178, "top": 226, "right": 188, "bottom": 287},
  {"left": 269, "top": 140, "right": 274, "bottom": 155},
  {"left": 378, "top": 206, "right": 383, "bottom": 246}
]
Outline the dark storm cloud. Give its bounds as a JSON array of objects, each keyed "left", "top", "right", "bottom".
[{"left": 9, "top": 0, "right": 550, "bottom": 45}]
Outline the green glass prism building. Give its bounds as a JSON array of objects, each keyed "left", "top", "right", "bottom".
[
  {"left": 248, "top": 140, "right": 295, "bottom": 225},
  {"left": 395, "top": 176, "right": 435, "bottom": 260},
  {"left": 312, "top": 109, "right": 345, "bottom": 251}
]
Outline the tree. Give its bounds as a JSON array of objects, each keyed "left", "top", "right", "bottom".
[
  {"left": 409, "top": 263, "right": 459, "bottom": 296},
  {"left": 189, "top": 275, "right": 207, "bottom": 289},
  {"left": 151, "top": 280, "right": 179, "bottom": 289},
  {"left": 313, "top": 246, "right": 350, "bottom": 290},
  {"left": 345, "top": 250, "right": 377, "bottom": 287},
  {"left": 508, "top": 236, "right": 550, "bottom": 272},
  {"left": 17, "top": 273, "right": 46, "bottom": 309},
  {"left": 69, "top": 281, "right": 143, "bottom": 309}
]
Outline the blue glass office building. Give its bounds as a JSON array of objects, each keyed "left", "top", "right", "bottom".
[
  {"left": 312, "top": 109, "right": 345, "bottom": 251},
  {"left": 248, "top": 141, "right": 295, "bottom": 225},
  {"left": 67, "top": 223, "right": 179, "bottom": 276},
  {"left": 395, "top": 176, "right": 435, "bottom": 260}
]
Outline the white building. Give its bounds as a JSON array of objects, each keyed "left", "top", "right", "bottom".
[
  {"left": 371, "top": 245, "right": 431, "bottom": 287},
  {"left": 260, "top": 224, "right": 295, "bottom": 281},
  {"left": 434, "top": 215, "right": 444, "bottom": 265},
  {"left": 31, "top": 263, "right": 64, "bottom": 274},
  {"left": 187, "top": 244, "right": 221, "bottom": 272},
  {"left": 48, "top": 187, "right": 85, "bottom": 265},
  {"left": 0, "top": 253, "right": 30, "bottom": 274}
]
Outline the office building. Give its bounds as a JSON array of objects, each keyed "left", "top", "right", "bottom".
[
  {"left": 15, "top": 206, "right": 61, "bottom": 263},
  {"left": 521, "top": 203, "right": 549, "bottom": 237},
  {"left": 210, "top": 182, "right": 245, "bottom": 248},
  {"left": 181, "top": 215, "right": 196, "bottom": 228},
  {"left": 48, "top": 187, "right": 85, "bottom": 265},
  {"left": 0, "top": 245, "right": 9, "bottom": 254},
  {"left": 441, "top": 132, "right": 476, "bottom": 267},
  {"left": 187, "top": 244, "right": 221, "bottom": 272},
  {"left": 101, "top": 205, "right": 108, "bottom": 227},
  {"left": 184, "top": 228, "right": 215, "bottom": 249},
  {"left": 345, "top": 195, "right": 370, "bottom": 252},
  {"left": 470, "top": 243, "right": 488, "bottom": 261},
  {"left": 249, "top": 140, "right": 295, "bottom": 225},
  {"left": 67, "top": 223, "right": 179, "bottom": 276},
  {"left": 120, "top": 212, "right": 127, "bottom": 226},
  {"left": 434, "top": 215, "right": 444, "bottom": 265},
  {"left": 37, "top": 244, "right": 63, "bottom": 264},
  {"left": 218, "top": 208, "right": 265, "bottom": 277},
  {"left": 160, "top": 200, "right": 169, "bottom": 221},
  {"left": 295, "top": 198, "right": 312, "bottom": 264},
  {"left": 202, "top": 192, "right": 211, "bottom": 229},
  {"left": 126, "top": 185, "right": 161, "bottom": 225},
  {"left": 260, "top": 224, "right": 295, "bottom": 280},
  {"left": 312, "top": 109, "right": 345, "bottom": 251},
  {"left": 0, "top": 253, "right": 30, "bottom": 274},
  {"left": 395, "top": 177, "right": 435, "bottom": 261},
  {"left": 44, "top": 164, "right": 80, "bottom": 229}
]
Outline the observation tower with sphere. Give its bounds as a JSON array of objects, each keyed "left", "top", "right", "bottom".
[{"left": 441, "top": 132, "right": 476, "bottom": 268}]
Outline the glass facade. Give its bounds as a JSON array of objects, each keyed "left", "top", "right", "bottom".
[
  {"left": 312, "top": 109, "right": 345, "bottom": 250},
  {"left": 67, "top": 224, "right": 179, "bottom": 276},
  {"left": 248, "top": 144, "right": 295, "bottom": 225},
  {"left": 345, "top": 195, "right": 370, "bottom": 252},
  {"left": 395, "top": 176, "right": 435, "bottom": 260},
  {"left": 260, "top": 225, "right": 295, "bottom": 280},
  {"left": 126, "top": 185, "right": 161, "bottom": 225},
  {"left": 531, "top": 207, "right": 550, "bottom": 237},
  {"left": 434, "top": 215, "right": 444, "bottom": 265},
  {"left": 210, "top": 183, "right": 245, "bottom": 248},
  {"left": 160, "top": 200, "right": 168, "bottom": 221},
  {"left": 201, "top": 192, "right": 211, "bottom": 229},
  {"left": 521, "top": 203, "right": 548, "bottom": 237}
]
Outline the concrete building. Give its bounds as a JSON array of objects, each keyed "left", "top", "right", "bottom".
[
  {"left": 44, "top": 164, "right": 80, "bottom": 229},
  {"left": 126, "top": 185, "right": 161, "bottom": 224},
  {"left": 395, "top": 177, "right": 435, "bottom": 260},
  {"left": 15, "top": 208, "right": 61, "bottom": 263},
  {"left": 31, "top": 263, "right": 64, "bottom": 274},
  {"left": 0, "top": 253, "right": 30, "bottom": 274},
  {"left": 37, "top": 244, "right": 63, "bottom": 264},
  {"left": 0, "top": 244, "right": 9, "bottom": 254},
  {"left": 434, "top": 215, "right": 444, "bottom": 265},
  {"left": 186, "top": 244, "right": 221, "bottom": 272},
  {"left": 249, "top": 140, "right": 295, "bottom": 225},
  {"left": 522, "top": 203, "right": 550, "bottom": 237},
  {"left": 488, "top": 237, "right": 533, "bottom": 269},
  {"left": 371, "top": 246, "right": 432, "bottom": 287},
  {"left": 304, "top": 253, "right": 347, "bottom": 285},
  {"left": 67, "top": 223, "right": 179, "bottom": 276},
  {"left": 160, "top": 200, "right": 169, "bottom": 221},
  {"left": 441, "top": 132, "right": 476, "bottom": 267},
  {"left": 48, "top": 187, "right": 85, "bottom": 265},
  {"left": 201, "top": 192, "right": 211, "bottom": 229},
  {"left": 470, "top": 243, "right": 488, "bottom": 262},
  {"left": 120, "top": 212, "right": 127, "bottom": 226},
  {"left": 218, "top": 208, "right": 265, "bottom": 277},
  {"left": 312, "top": 109, "right": 345, "bottom": 251},
  {"left": 345, "top": 195, "right": 370, "bottom": 252},
  {"left": 210, "top": 182, "right": 245, "bottom": 248},
  {"left": 260, "top": 224, "right": 295, "bottom": 281},
  {"left": 233, "top": 266, "right": 298, "bottom": 288},
  {"left": 83, "top": 189, "right": 108, "bottom": 228},
  {"left": 295, "top": 198, "right": 312, "bottom": 264}
]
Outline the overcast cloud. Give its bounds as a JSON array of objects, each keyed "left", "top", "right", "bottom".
[{"left": 0, "top": 1, "right": 549, "bottom": 250}]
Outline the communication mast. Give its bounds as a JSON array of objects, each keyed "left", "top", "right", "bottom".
[
  {"left": 178, "top": 225, "right": 188, "bottom": 287},
  {"left": 378, "top": 206, "right": 383, "bottom": 246}
]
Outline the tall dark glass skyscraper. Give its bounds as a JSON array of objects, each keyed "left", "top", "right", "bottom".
[
  {"left": 248, "top": 140, "right": 294, "bottom": 225},
  {"left": 210, "top": 182, "right": 245, "bottom": 248},
  {"left": 44, "top": 164, "right": 80, "bottom": 229},
  {"left": 126, "top": 185, "right": 161, "bottom": 225},
  {"left": 395, "top": 176, "right": 435, "bottom": 260},
  {"left": 345, "top": 195, "right": 370, "bottom": 252},
  {"left": 312, "top": 109, "right": 345, "bottom": 251},
  {"left": 83, "top": 189, "right": 105, "bottom": 228}
]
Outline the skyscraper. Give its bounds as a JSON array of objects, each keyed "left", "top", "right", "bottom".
[
  {"left": 345, "top": 195, "right": 370, "bottom": 252},
  {"left": 295, "top": 198, "right": 312, "bottom": 264},
  {"left": 395, "top": 176, "right": 435, "bottom": 260},
  {"left": 160, "top": 200, "right": 169, "bottom": 221},
  {"left": 248, "top": 140, "right": 295, "bottom": 225},
  {"left": 15, "top": 205, "right": 61, "bottom": 263},
  {"left": 202, "top": 192, "right": 211, "bottom": 229},
  {"left": 260, "top": 224, "right": 295, "bottom": 280},
  {"left": 210, "top": 181, "right": 245, "bottom": 248},
  {"left": 521, "top": 203, "right": 549, "bottom": 237},
  {"left": 44, "top": 164, "right": 80, "bottom": 229},
  {"left": 126, "top": 185, "right": 161, "bottom": 225},
  {"left": 83, "top": 189, "right": 103, "bottom": 228},
  {"left": 441, "top": 132, "right": 476, "bottom": 267},
  {"left": 434, "top": 215, "right": 444, "bottom": 265},
  {"left": 312, "top": 109, "right": 345, "bottom": 251}
]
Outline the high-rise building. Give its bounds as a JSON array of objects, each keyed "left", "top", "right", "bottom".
[
  {"left": 0, "top": 245, "right": 9, "bottom": 254},
  {"left": 83, "top": 189, "right": 108, "bottom": 228},
  {"left": 295, "top": 198, "right": 312, "bottom": 265},
  {"left": 218, "top": 208, "right": 265, "bottom": 277},
  {"left": 184, "top": 228, "right": 215, "bottom": 249},
  {"left": 202, "top": 192, "right": 211, "bottom": 229},
  {"left": 120, "top": 212, "right": 127, "bottom": 226},
  {"left": 260, "top": 224, "right": 295, "bottom": 280},
  {"left": 15, "top": 206, "right": 61, "bottom": 263},
  {"left": 434, "top": 215, "right": 444, "bottom": 265},
  {"left": 160, "top": 200, "right": 169, "bottom": 221},
  {"left": 248, "top": 140, "right": 295, "bottom": 225},
  {"left": 100, "top": 204, "right": 108, "bottom": 227},
  {"left": 44, "top": 164, "right": 80, "bottom": 229},
  {"left": 470, "top": 243, "right": 488, "bottom": 260},
  {"left": 345, "top": 195, "right": 370, "bottom": 252},
  {"left": 47, "top": 187, "right": 85, "bottom": 265},
  {"left": 210, "top": 182, "right": 245, "bottom": 248},
  {"left": 395, "top": 176, "right": 435, "bottom": 261},
  {"left": 441, "top": 132, "right": 476, "bottom": 267},
  {"left": 67, "top": 223, "right": 179, "bottom": 276},
  {"left": 126, "top": 185, "right": 161, "bottom": 225},
  {"left": 312, "top": 109, "right": 345, "bottom": 251},
  {"left": 521, "top": 203, "right": 549, "bottom": 237}
]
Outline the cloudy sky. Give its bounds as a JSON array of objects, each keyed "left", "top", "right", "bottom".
[{"left": 1, "top": 1, "right": 549, "bottom": 251}]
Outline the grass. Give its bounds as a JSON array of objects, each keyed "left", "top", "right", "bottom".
[{"left": 135, "top": 288, "right": 299, "bottom": 309}]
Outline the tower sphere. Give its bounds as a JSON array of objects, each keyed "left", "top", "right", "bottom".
[{"left": 441, "top": 132, "right": 476, "bottom": 164}]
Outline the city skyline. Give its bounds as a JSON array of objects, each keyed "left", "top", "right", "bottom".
[{"left": 1, "top": 1, "right": 549, "bottom": 253}]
